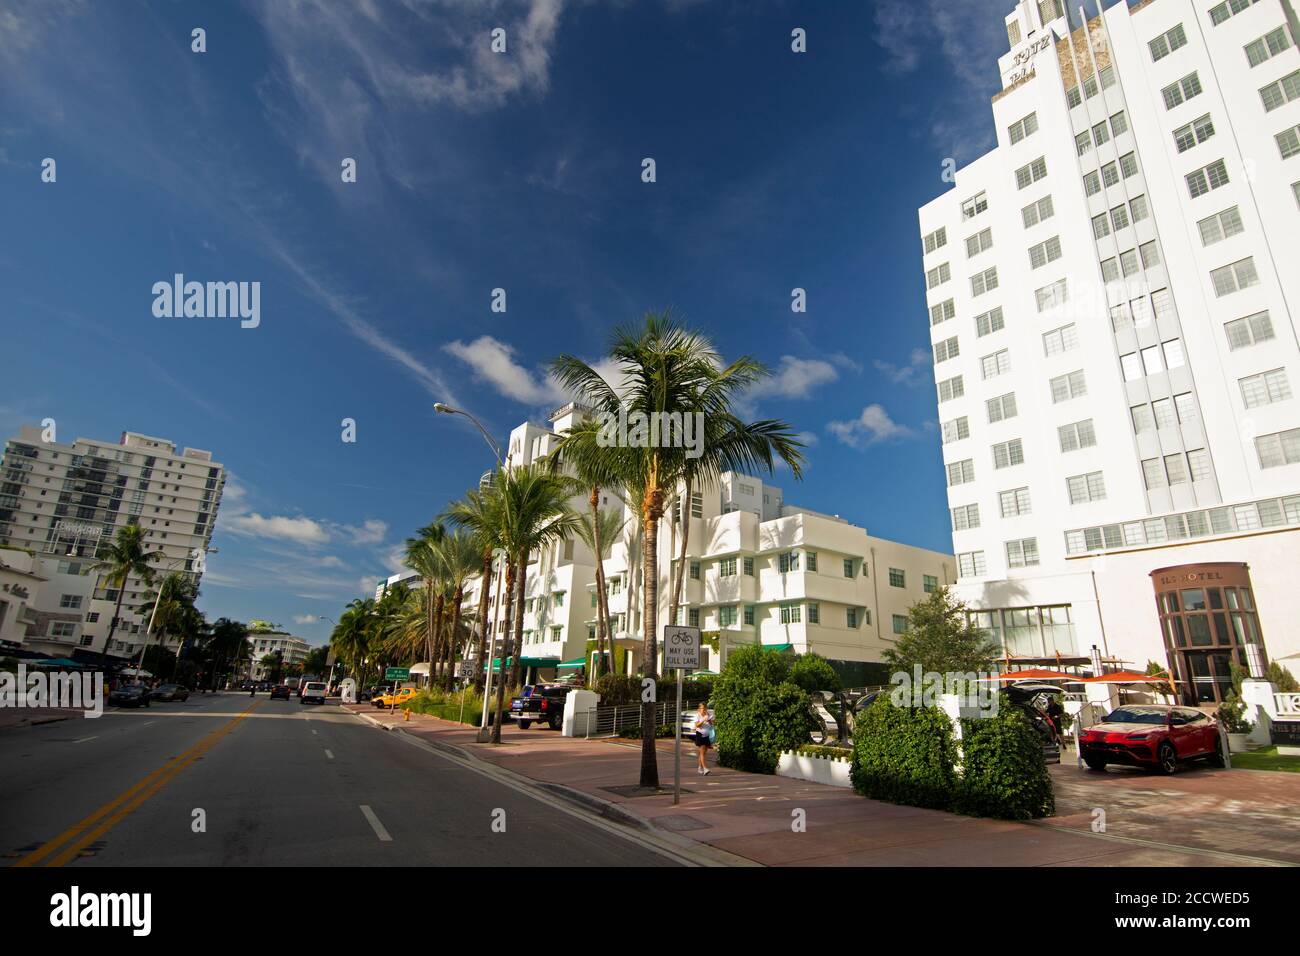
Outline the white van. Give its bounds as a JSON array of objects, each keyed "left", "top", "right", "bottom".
[{"left": 301, "top": 681, "right": 328, "bottom": 705}]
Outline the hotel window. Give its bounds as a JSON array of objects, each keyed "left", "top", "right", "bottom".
[
  {"left": 807, "top": 602, "right": 820, "bottom": 624},
  {"left": 1120, "top": 152, "right": 1139, "bottom": 178},
  {"left": 846, "top": 607, "right": 859, "bottom": 628},
  {"left": 1174, "top": 114, "right": 1215, "bottom": 153},
  {"left": 1132, "top": 403, "right": 1156, "bottom": 434},
  {"left": 889, "top": 567, "right": 906, "bottom": 588},
  {"left": 981, "top": 349, "right": 1010, "bottom": 379},
  {"left": 1240, "top": 368, "right": 1292, "bottom": 408},
  {"left": 1021, "top": 194, "right": 1054, "bottom": 227},
  {"left": 688, "top": 609, "right": 699, "bottom": 628},
  {"left": 1255, "top": 428, "right": 1300, "bottom": 468},
  {"left": 59, "top": 593, "right": 83, "bottom": 609},
  {"left": 1058, "top": 419, "right": 1097, "bottom": 452},
  {"left": 780, "top": 604, "right": 802, "bottom": 625},
  {"left": 1143, "top": 458, "right": 1167, "bottom": 489},
  {"left": 1038, "top": 0, "right": 1063, "bottom": 22},
  {"left": 941, "top": 417, "right": 970, "bottom": 444},
  {"left": 951, "top": 503, "right": 980, "bottom": 531},
  {"left": 1140, "top": 240, "right": 1161, "bottom": 269},
  {"left": 957, "top": 551, "right": 986, "bottom": 578},
  {"left": 806, "top": 551, "right": 818, "bottom": 572},
  {"left": 553, "top": 591, "right": 565, "bottom": 607},
  {"left": 1166, "top": 454, "right": 1190, "bottom": 485},
  {"left": 1028, "top": 235, "right": 1061, "bottom": 269},
  {"left": 993, "top": 438, "right": 1025, "bottom": 469},
  {"left": 1187, "top": 159, "right": 1229, "bottom": 198},
  {"left": 843, "top": 558, "right": 854, "bottom": 578},
  {"left": 1225, "top": 311, "right": 1274, "bottom": 350},
  {"left": 1149, "top": 23, "right": 1187, "bottom": 61},
  {"left": 50, "top": 622, "right": 77, "bottom": 638},
  {"left": 1110, "top": 204, "right": 1130, "bottom": 233},
  {"left": 926, "top": 262, "right": 951, "bottom": 289},
  {"left": 743, "top": 605, "right": 755, "bottom": 625},
  {"left": 1084, "top": 170, "right": 1101, "bottom": 196},
  {"left": 1175, "top": 392, "right": 1198, "bottom": 424},
  {"left": 1042, "top": 323, "right": 1078, "bottom": 356},
  {"left": 970, "top": 266, "right": 999, "bottom": 296},
  {"left": 892, "top": 614, "right": 909, "bottom": 635},
  {"left": 947, "top": 459, "right": 976, "bottom": 486},
  {"left": 1211, "top": 257, "right": 1259, "bottom": 296},
  {"left": 1092, "top": 211, "right": 1111, "bottom": 239},
  {"left": 719, "top": 605, "right": 737, "bottom": 627},
  {"left": 1102, "top": 257, "right": 1119, "bottom": 282},
  {"left": 1162, "top": 72, "right": 1202, "bottom": 109},
  {"left": 1014, "top": 157, "right": 1047, "bottom": 190},
  {"left": 1008, "top": 112, "right": 1038, "bottom": 144},
  {"left": 719, "top": 556, "right": 737, "bottom": 576},
  {"left": 1245, "top": 27, "right": 1291, "bottom": 68},
  {"left": 1188, "top": 448, "right": 1213, "bottom": 482},
  {"left": 1119, "top": 248, "right": 1140, "bottom": 277},
  {"left": 1198, "top": 206, "right": 1244, "bottom": 245},
  {"left": 986, "top": 392, "right": 1017, "bottom": 423},
  {"left": 975, "top": 306, "right": 1004, "bottom": 337},
  {"left": 1130, "top": 194, "right": 1149, "bottom": 222},
  {"left": 1110, "top": 110, "right": 1129, "bottom": 136},
  {"left": 1210, "top": 0, "right": 1260, "bottom": 25},
  {"left": 1067, "top": 471, "right": 1106, "bottom": 504},
  {"left": 777, "top": 551, "right": 800, "bottom": 573},
  {"left": 999, "top": 487, "right": 1031, "bottom": 518},
  {"left": 1092, "top": 119, "right": 1110, "bottom": 148},
  {"left": 1035, "top": 278, "right": 1068, "bottom": 312},
  {"left": 923, "top": 227, "right": 948, "bottom": 253},
  {"left": 1260, "top": 70, "right": 1300, "bottom": 112},
  {"left": 743, "top": 556, "right": 754, "bottom": 575},
  {"left": 933, "top": 336, "right": 960, "bottom": 364},
  {"left": 1076, "top": 130, "right": 1093, "bottom": 157},
  {"left": 923, "top": 574, "right": 939, "bottom": 593},
  {"left": 1101, "top": 161, "right": 1119, "bottom": 188},
  {"left": 1049, "top": 369, "right": 1087, "bottom": 403},
  {"left": 937, "top": 375, "right": 965, "bottom": 403},
  {"left": 1277, "top": 126, "right": 1300, "bottom": 160},
  {"left": 1153, "top": 398, "right": 1178, "bottom": 429},
  {"left": 930, "top": 298, "right": 956, "bottom": 326},
  {"left": 1152, "top": 288, "right": 1174, "bottom": 321},
  {"left": 966, "top": 226, "right": 994, "bottom": 257},
  {"left": 1006, "top": 538, "right": 1040, "bottom": 568},
  {"left": 689, "top": 560, "right": 701, "bottom": 580},
  {"left": 1066, "top": 85, "right": 1082, "bottom": 109},
  {"left": 1008, "top": 20, "right": 1022, "bottom": 45},
  {"left": 961, "top": 191, "right": 988, "bottom": 219}
]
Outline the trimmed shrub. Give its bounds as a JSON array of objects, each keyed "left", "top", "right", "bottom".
[
  {"left": 791, "top": 744, "right": 852, "bottom": 761},
  {"left": 956, "top": 701, "right": 1055, "bottom": 820},
  {"left": 851, "top": 696, "right": 959, "bottom": 810},
  {"left": 593, "top": 674, "right": 640, "bottom": 706},
  {"left": 656, "top": 674, "right": 715, "bottom": 704},
  {"left": 713, "top": 645, "right": 815, "bottom": 774},
  {"left": 788, "top": 653, "right": 842, "bottom": 695}
]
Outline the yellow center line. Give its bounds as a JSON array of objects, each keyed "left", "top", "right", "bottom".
[{"left": 14, "top": 700, "right": 260, "bottom": 868}]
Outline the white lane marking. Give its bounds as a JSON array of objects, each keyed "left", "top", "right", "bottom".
[
  {"left": 137, "top": 722, "right": 155, "bottom": 729},
  {"left": 359, "top": 805, "right": 392, "bottom": 842},
  {"left": 71, "top": 736, "right": 98, "bottom": 744},
  {"left": 311, "top": 729, "right": 318, "bottom": 735},
  {"left": 325, "top": 749, "right": 335, "bottom": 760}
]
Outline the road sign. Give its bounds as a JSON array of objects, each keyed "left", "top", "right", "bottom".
[
  {"left": 456, "top": 660, "right": 475, "bottom": 678},
  {"left": 663, "top": 625, "right": 701, "bottom": 670},
  {"left": 385, "top": 666, "right": 411, "bottom": 681}
]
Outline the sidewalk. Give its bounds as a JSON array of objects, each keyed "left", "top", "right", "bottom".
[
  {"left": 0, "top": 707, "right": 81, "bottom": 730},
  {"left": 343, "top": 703, "right": 1286, "bottom": 866}
]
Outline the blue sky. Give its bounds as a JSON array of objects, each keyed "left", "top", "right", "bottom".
[{"left": 0, "top": 0, "right": 1032, "bottom": 645}]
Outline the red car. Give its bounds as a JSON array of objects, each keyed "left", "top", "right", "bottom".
[{"left": 1080, "top": 704, "right": 1224, "bottom": 774}]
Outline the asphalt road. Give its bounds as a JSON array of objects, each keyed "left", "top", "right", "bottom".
[{"left": 0, "top": 692, "right": 679, "bottom": 867}]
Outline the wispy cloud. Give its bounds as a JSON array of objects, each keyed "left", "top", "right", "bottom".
[
  {"left": 222, "top": 513, "right": 331, "bottom": 546},
  {"left": 872, "top": 347, "right": 932, "bottom": 387},
  {"left": 443, "top": 334, "right": 567, "bottom": 405},
  {"left": 746, "top": 355, "right": 840, "bottom": 402},
  {"left": 826, "top": 404, "right": 917, "bottom": 448}
]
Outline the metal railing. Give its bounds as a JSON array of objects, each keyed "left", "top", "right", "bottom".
[{"left": 579, "top": 699, "right": 705, "bottom": 739}]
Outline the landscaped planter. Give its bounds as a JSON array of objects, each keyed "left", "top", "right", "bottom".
[
  {"left": 1227, "top": 732, "right": 1251, "bottom": 753},
  {"left": 776, "top": 749, "right": 852, "bottom": 788}
]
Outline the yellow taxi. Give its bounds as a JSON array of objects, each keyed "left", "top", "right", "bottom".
[{"left": 372, "top": 686, "right": 419, "bottom": 709}]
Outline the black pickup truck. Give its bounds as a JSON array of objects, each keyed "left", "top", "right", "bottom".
[{"left": 509, "top": 684, "right": 575, "bottom": 730}]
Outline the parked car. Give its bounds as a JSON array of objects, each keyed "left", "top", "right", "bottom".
[
  {"left": 300, "top": 681, "right": 328, "bottom": 705},
  {"left": 1080, "top": 704, "right": 1223, "bottom": 774},
  {"left": 269, "top": 685, "right": 292, "bottom": 701},
  {"left": 509, "top": 684, "right": 575, "bottom": 730},
  {"left": 150, "top": 683, "right": 190, "bottom": 702},
  {"left": 109, "top": 684, "right": 151, "bottom": 708},
  {"left": 372, "top": 686, "right": 418, "bottom": 709}
]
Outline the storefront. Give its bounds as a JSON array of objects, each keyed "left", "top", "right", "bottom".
[{"left": 1150, "top": 563, "right": 1268, "bottom": 706}]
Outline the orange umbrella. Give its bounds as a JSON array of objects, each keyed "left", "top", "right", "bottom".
[
  {"left": 1081, "top": 670, "right": 1164, "bottom": 683},
  {"left": 980, "top": 668, "right": 1074, "bottom": 681}
]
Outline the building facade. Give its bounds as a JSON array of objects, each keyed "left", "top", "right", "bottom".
[
  {"left": 0, "top": 426, "right": 224, "bottom": 662},
  {"left": 247, "top": 628, "right": 311, "bottom": 679},
  {"left": 918, "top": 0, "right": 1300, "bottom": 703}
]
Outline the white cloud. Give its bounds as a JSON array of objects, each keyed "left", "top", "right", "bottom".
[
  {"left": 293, "top": 614, "right": 321, "bottom": 625},
  {"left": 826, "top": 404, "right": 916, "bottom": 449},
  {"left": 342, "top": 519, "right": 388, "bottom": 546},
  {"left": 221, "top": 513, "right": 331, "bottom": 545},
  {"left": 747, "top": 355, "right": 839, "bottom": 401},
  {"left": 443, "top": 335, "right": 567, "bottom": 405},
  {"left": 873, "top": 347, "right": 932, "bottom": 387}
]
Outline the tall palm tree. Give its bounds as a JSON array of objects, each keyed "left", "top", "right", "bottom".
[
  {"left": 404, "top": 525, "right": 446, "bottom": 679},
  {"left": 573, "top": 495, "right": 625, "bottom": 683},
  {"left": 331, "top": 598, "right": 375, "bottom": 684},
  {"left": 93, "top": 524, "right": 164, "bottom": 652},
  {"left": 207, "top": 618, "right": 250, "bottom": 689},
  {"left": 443, "top": 487, "right": 505, "bottom": 693},
  {"left": 436, "top": 529, "right": 485, "bottom": 688},
  {"left": 552, "top": 311, "right": 806, "bottom": 787}
]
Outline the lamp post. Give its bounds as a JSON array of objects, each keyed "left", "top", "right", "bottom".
[
  {"left": 433, "top": 403, "right": 503, "bottom": 466},
  {"left": 318, "top": 616, "right": 339, "bottom": 692},
  {"left": 135, "top": 547, "right": 218, "bottom": 676}
]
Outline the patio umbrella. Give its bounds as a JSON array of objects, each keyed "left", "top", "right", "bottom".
[{"left": 980, "top": 668, "right": 1074, "bottom": 681}]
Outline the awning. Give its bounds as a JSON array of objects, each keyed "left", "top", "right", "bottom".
[
  {"left": 483, "top": 656, "right": 561, "bottom": 673},
  {"left": 557, "top": 657, "right": 586, "bottom": 670},
  {"left": 408, "top": 662, "right": 432, "bottom": 676},
  {"left": 760, "top": 643, "right": 793, "bottom": 652},
  {"left": 32, "top": 657, "right": 83, "bottom": 668}
]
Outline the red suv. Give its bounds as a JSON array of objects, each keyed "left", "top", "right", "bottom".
[{"left": 1080, "top": 704, "right": 1224, "bottom": 774}]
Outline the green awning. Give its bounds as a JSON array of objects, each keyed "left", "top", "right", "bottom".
[
  {"left": 760, "top": 643, "right": 793, "bottom": 652},
  {"left": 483, "top": 656, "right": 561, "bottom": 673},
  {"left": 557, "top": 657, "right": 586, "bottom": 669}
]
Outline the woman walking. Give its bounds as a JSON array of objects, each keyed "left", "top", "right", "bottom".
[{"left": 693, "top": 700, "right": 715, "bottom": 775}]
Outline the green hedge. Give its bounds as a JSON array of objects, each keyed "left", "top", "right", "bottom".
[
  {"left": 850, "top": 694, "right": 1054, "bottom": 820},
  {"left": 713, "top": 645, "right": 815, "bottom": 774}
]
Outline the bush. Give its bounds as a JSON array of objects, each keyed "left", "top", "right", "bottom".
[
  {"left": 403, "top": 689, "right": 497, "bottom": 725},
  {"left": 656, "top": 674, "right": 715, "bottom": 704},
  {"left": 851, "top": 696, "right": 958, "bottom": 810},
  {"left": 788, "top": 653, "right": 842, "bottom": 695},
  {"left": 593, "top": 674, "right": 640, "bottom": 706},
  {"left": 956, "top": 701, "right": 1055, "bottom": 820},
  {"left": 713, "top": 645, "right": 815, "bottom": 774},
  {"left": 1216, "top": 691, "right": 1253, "bottom": 734},
  {"left": 617, "top": 724, "right": 675, "bottom": 739},
  {"left": 792, "top": 744, "right": 852, "bottom": 761}
]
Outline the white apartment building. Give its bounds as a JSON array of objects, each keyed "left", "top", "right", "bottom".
[
  {"left": 448, "top": 405, "right": 955, "bottom": 686},
  {"left": 0, "top": 426, "right": 224, "bottom": 662},
  {"left": 247, "top": 629, "right": 312, "bottom": 679},
  {"left": 918, "top": 0, "right": 1300, "bottom": 704}
]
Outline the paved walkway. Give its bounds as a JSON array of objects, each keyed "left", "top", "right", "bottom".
[
  {"left": 344, "top": 703, "right": 1299, "bottom": 866},
  {"left": 0, "top": 707, "right": 83, "bottom": 730}
]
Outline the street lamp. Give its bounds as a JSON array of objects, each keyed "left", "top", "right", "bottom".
[
  {"left": 318, "top": 616, "right": 339, "bottom": 691},
  {"left": 433, "top": 403, "right": 503, "bottom": 466},
  {"left": 135, "top": 547, "right": 218, "bottom": 676}
]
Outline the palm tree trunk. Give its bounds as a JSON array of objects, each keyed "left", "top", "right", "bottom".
[
  {"left": 588, "top": 487, "right": 609, "bottom": 686},
  {"left": 668, "top": 478, "right": 693, "bottom": 627},
  {"left": 447, "top": 585, "right": 465, "bottom": 690},
  {"left": 491, "top": 560, "right": 517, "bottom": 744},
  {"left": 640, "top": 484, "right": 663, "bottom": 789},
  {"left": 432, "top": 592, "right": 446, "bottom": 687},
  {"left": 473, "top": 552, "right": 492, "bottom": 692},
  {"left": 106, "top": 576, "right": 128, "bottom": 653},
  {"left": 509, "top": 553, "right": 528, "bottom": 692}
]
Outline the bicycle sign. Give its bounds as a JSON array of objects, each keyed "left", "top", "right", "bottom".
[{"left": 662, "top": 625, "right": 701, "bottom": 670}]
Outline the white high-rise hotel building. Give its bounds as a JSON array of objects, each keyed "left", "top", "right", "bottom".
[{"left": 918, "top": 0, "right": 1300, "bottom": 704}]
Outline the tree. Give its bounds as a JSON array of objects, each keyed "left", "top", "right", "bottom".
[
  {"left": 331, "top": 598, "right": 375, "bottom": 685},
  {"left": 140, "top": 572, "right": 201, "bottom": 679},
  {"left": 404, "top": 525, "right": 446, "bottom": 678},
  {"left": 303, "top": 645, "right": 330, "bottom": 678},
  {"left": 207, "top": 618, "right": 250, "bottom": 688},
  {"left": 93, "top": 524, "right": 164, "bottom": 653},
  {"left": 574, "top": 499, "right": 625, "bottom": 684},
  {"left": 552, "top": 311, "right": 805, "bottom": 788},
  {"left": 882, "top": 587, "right": 1000, "bottom": 677},
  {"left": 442, "top": 488, "right": 503, "bottom": 693},
  {"left": 436, "top": 529, "right": 484, "bottom": 689}
]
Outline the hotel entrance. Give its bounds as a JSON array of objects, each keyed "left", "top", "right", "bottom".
[{"left": 1150, "top": 563, "right": 1267, "bottom": 706}]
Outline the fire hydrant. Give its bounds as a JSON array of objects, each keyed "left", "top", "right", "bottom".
[{"left": 403, "top": 708, "right": 411, "bottom": 722}]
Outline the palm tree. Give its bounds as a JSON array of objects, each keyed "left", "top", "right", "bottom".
[
  {"left": 404, "top": 525, "right": 446, "bottom": 680},
  {"left": 552, "top": 311, "right": 805, "bottom": 787},
  {"left": 136, "top": 571, "right": 198, "bottom": 678},
  {"left": 331, "top": 598, "right": 375, "bottom": 684},
  {"left": 442, "top": 487, "right": 505, "bottom": 693},
  {"left": 207, "top": 618, "right": 250, "bottom": 688},
  {"left": 573, "top": 495, "right": 625, "bottom": 683},
  {"left": 436, "top": 529, "right": 485, "bottom": 688},
  {"left": 93, "top": 524, "right": 164, "bottom": 652}
]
